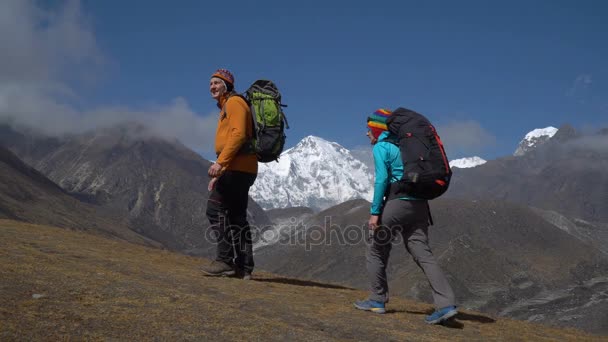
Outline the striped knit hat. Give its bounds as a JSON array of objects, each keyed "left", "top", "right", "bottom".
[{"left": 367, "top": 108, "right": 392, "bottom": 138}]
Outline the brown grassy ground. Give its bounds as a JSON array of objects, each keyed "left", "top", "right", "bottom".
[{"left": 0, "top": 219, "right": 604, "bottom": 341}]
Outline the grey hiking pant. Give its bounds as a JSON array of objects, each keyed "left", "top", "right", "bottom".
[{"left": 367, "top": 199, "right": 456, "bottom": 309}]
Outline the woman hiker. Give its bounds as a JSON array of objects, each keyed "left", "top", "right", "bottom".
[{"left": 353, "top": 108, "right": 458, "bottom": 324}]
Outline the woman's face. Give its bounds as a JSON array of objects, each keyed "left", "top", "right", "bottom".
[
  {"left": 209, "top": 77, "right": 227, "bottom": 101},
  {"left": 366, "top": 130, "right": 378, "bottom": 145}
]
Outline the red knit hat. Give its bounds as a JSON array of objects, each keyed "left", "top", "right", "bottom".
[{"left": 211, "top": 68, "right": 234, "bottom": 86}]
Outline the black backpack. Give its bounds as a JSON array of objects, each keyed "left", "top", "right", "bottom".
[{"left": 385, "top": 107, "right": 452, "bottom": 200}]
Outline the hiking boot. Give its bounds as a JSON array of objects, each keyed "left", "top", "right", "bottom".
[
  {"left": 425, "top": 306, "right": 458, "bottom": 324},
  {"left": 235, "top": 267, "right": 252, "bottom": 280},
  {"left": 201, "top": 261, "right": 235, "bottom": 277},
  {"left": 353, "top": 299, "right": 386, "bottom": 314}
]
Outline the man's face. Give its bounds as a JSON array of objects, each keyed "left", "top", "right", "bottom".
[{"left": 209, "top": 77, "right": 227, "bottom": 100}]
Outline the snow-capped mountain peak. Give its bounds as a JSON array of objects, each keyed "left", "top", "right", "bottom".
[
  {"left": 450, "top": 156, "right": 487, "bottom": 169},
  {"left": 286, "top": 135, "right": 348, "bottom": 158},
  {"left": 250, "top": 136, "right": 373, "bottom": 211},
  {"left": 514, "top": 126, "right": 558, "bottom": 156}
]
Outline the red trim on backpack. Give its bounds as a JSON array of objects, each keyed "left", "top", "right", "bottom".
[{"left": 431, "top": 125, "right": 450, "bottom": 173}]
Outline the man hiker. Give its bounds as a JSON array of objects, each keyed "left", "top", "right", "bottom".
[
  {"left": 353, "top": 108, "right": 458, "bottom": 324},
  {"left": 201, "top": 68, "right": 257, "bottom": 280}
]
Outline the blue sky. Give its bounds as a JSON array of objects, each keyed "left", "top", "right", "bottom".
[{"left": 2, "top": 0, "right": 607, "bottom": 160}]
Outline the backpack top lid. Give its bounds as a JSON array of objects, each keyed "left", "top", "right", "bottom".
[
  {"left": 386, "top": 107, "right": 432, "bottom": 135},
  {"left": 246, "top": 80, "right": 281, "bottom": 103}
]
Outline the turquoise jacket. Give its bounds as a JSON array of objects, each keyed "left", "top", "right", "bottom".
[{"left": 370, "top": 131, "right": 417, "bottom": 215}]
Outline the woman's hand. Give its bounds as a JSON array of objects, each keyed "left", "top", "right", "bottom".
[{"left": 368, "top": 215, "right": 380, "bottom": 231}]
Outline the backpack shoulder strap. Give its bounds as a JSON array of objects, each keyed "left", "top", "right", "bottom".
[
  {"left": 224, "top": 93, "right": 249, "bottom": 109},
  {"left": 379, "top": 133, "right": 399, "bottom": 146},
  {"left": 222, "top": 93, "right": 250, "bottom": 118},
  {"left": 221, "top": 93, "right": 255, "bottom": 155}
]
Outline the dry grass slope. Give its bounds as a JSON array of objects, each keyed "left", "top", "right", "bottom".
[{"left": 0, "top": 219, "right": 603, "bottom": 341}]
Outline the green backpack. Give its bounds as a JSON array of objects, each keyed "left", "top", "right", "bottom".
[{"left": 242, "top": 80, "right": 289, "bottom": 163}]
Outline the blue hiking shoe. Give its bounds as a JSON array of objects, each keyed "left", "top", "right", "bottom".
[
  {"left": 425, "top": 305, "right": 458, "bottom": 324},
  {"left": 353, "top": 299, "right": 386, "bottom": 314}
]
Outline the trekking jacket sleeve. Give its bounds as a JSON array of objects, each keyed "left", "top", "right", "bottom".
[
  {"left": 216, "top": 97, "right": 250, "bottom": 168},
  {"left": 371, "top": 144, "right": 390, "bottom": 215}
]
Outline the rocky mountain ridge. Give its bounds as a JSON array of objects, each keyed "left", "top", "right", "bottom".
[
  {"left": 0, "top": 145, "right": 157, "bottom": 247},
  {"left": 513, "top": 126, "right": 558, "bottom": 156},
  {"left": 0, "top": 123, "right": 270, "bottom": 256}
]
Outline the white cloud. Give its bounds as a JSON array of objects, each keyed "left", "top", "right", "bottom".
[
  {"left": 568, "top": 134, "right": 608, "bottom": 153},
  {"left": 0, "top": 0, "right": 216, "bottom": 154},
  {"left": 567, "top": 74, "right": 593, "bottom": 97},
  {"left": 350, "top": 145, "right": 374, "bottom": 170},
  {"left": 83, "top": 99, "right": 219, "bottom": 151},
  {"left": 437, "top": 120, "right": 496, "bottom": 156},
  {"left": 0, "top": 0, "right": 102, "bottom": 85}
]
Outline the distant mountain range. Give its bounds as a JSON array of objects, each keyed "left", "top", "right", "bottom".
[
  {"left": 251, "top": 125, "right": 607, "bottom": 223},
  {"left": 251, "top": 126, "right": 565, "bottom": 210},
  {"left": 3, "top": 122, "right": 605, "bottom": 223},
  {"left": 448, "top": 124, "right": 608, "bottom": 222}
]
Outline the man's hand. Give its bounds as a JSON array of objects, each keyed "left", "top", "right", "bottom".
[
  {"left": 208, "top": 162, "right": 223, "bottom": 177},
  {"left": 368, "top": 215, "right": 380, "bottom": 231}
]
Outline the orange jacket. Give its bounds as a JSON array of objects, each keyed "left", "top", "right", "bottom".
[{"left": 214, "top": 94, "right": 258, "bottom": 174}]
